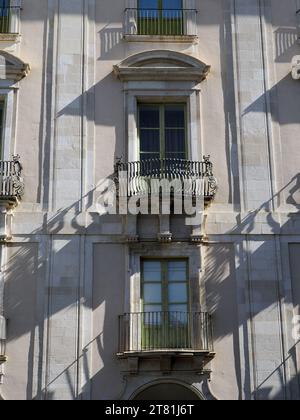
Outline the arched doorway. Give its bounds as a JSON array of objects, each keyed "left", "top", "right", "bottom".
[{"left": 132, "top": 382, "right": 202, "bottom": 401}]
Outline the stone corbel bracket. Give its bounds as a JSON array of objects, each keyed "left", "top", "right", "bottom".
[{"left": 0, "top": 204, "right": 14, "bottom": 243}]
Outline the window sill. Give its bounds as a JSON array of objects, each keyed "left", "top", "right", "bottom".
[
  {"left": 0, "top": 33, "right": 20, "bottom": 43},
  {"left": 124, "top": 34, "right": 198, "bottom": 44}
]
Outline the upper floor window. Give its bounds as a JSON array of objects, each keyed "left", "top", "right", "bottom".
[
  {"left": 138, "top": 0, "right": 183, "bottom": 35},
  {"left": 124, "top": 0, "right": 198, "bottom": 38},
  {"left": 141, "top": 259, "right": 190, "bottom": 348},
  {"left": 0, "top": 0, "right": 10, "bottom": 33},
  {"left": 139, "top": 103, "right": 186, "bottom": 163},
  {"left": 0, "top": 99, "right": 5, "bottom": 158},
  {"left": 0, "top": 0, "right": 21, "bottom": 36}
]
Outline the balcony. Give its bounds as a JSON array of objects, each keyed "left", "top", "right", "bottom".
[
  {"left": 117, "top": 311, "right": 214, "bottom": 373},
  {"left": 0, "top": 157, "right": 24, "bottom": 205},
  {"left": 116, "top": 157, "right": 217, "bottom": 204},
  {"left": 0, "top": 5, "right": 21, "bottom": 42},
  {"left": 124, "top": 8, "right": 198, "bottom": 42}
]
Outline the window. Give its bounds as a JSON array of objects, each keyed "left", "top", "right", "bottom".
[
  {"left": 0, "top": 100, "right": 5, "bottom": 158},
  {"left": 138, "top": 104, "right": 186, "bottom": 162},
  {"left": 142, "top": 259, "right": 190, "bottom": 348},
  {"left": 138, "top": 0, "right": 184, "bottom": 36},
  {"left": 0, "top": 0, "right": 10, "bottom": 33}
]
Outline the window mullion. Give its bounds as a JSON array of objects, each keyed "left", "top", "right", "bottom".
[{"left": 162, "top": 260, "right": 168, "bottom": 313}]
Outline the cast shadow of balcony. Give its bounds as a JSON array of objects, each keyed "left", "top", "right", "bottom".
[
  {"left": 275, "top": 27, "right": 299, "bottom": 63},
  {"left": 99, "top": 26, "right": 124, "bottom": 61},
  {"left": 242, "top": 74, "right": 300, "bottom": 125}
]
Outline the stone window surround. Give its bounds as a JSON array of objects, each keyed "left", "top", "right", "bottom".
[
  {"left": 127, "top": 243, "right": 206, "bottom": 315},
  {"left": 115, "top": 50, "right": 210, "bottom": 243},
  {"left": 124, "top": 83, "right": 205, "bottom": 242},
  {"left": 0, "top": 85, "right": 16, "bottom": 161},
  {"left": 125, "top": 82, "right": 203, "bottom": 163},
  {"left": 0, "top": 51, "right": 30, "bottom": 161}
]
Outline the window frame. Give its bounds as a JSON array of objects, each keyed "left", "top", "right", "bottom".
[
  {"left": 137, "top": 103, "right": 188, "bottom": 161},
  {"left": 0, "top": 0, "right": 21, "bottom": 36},
  {"left": 0, "top": 98, "right": 6, "bottom": 159},
  {"left": 141, "top": 258, "right": 190, "bottom": 313},
  {"left": 137, "top": 0, "right": 184, "bottom": 36}
]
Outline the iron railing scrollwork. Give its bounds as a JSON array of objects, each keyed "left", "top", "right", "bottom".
[
  {"left": 115, "top": 157, "right": 217, "bottom": 201},
  {"left": 0, "top": 156, "right": 24, "bottom": 199}
]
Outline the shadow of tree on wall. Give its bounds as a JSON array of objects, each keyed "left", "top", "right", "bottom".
[
  {"left": 2, "top": 0, "right": 300, "bottom": 401},
  {"left": 3, "top": 172, "right": 299, "bottom": 400}
]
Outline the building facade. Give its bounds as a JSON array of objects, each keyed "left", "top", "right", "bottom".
[{"left": 0, "top": 0, "right": 300, "bottom": 400}]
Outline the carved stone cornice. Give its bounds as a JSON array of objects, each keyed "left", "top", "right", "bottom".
[
  {"left": 0, "top": 51, "right": 30, "bottom": 82},
  {"left": 114, "top": 50, "right": 210, "bottom": 83}
]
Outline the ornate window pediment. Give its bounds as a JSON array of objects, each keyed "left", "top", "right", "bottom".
[
  {"left": 0, "top": 51, "right": 30, "bottom": 82},
  {"left": 113, "top": 50, "right": 210, "bottom": 82}
]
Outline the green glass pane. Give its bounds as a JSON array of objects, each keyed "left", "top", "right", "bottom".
[
  {"left": 165, "top": 105, "right": 185, "bottom": 128},
  {"left": 168, "top": 261, "right": 187, "bottom": 281},
  {"left": 143, "top": 261, "right": 161, "bottom": 282},
  {"left": 165, "top": 129, "right": 185, "bottom": 154},
  {"left": 139, "top": 106, "right": 159, "bottom": 128},
  {"left": 144, "top": 283, "right": 162, "bottom": 304},
  {"left": 140, "top": 129, "right": 160, "bottom": 153},
  {"left": 168, "top": 283, "right": 187, "bottom": 303}
]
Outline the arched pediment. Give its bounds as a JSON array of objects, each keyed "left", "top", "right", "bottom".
[
  {"left": 0, "top": 51, "right": 30, "bottom": 82},
  {"left": 113, "top": 50, "right": 210, "bottom": 82}
]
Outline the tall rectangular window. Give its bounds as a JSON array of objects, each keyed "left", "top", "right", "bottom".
[
  {"left": 138, "top": 104, "right": 186, "bottom": 162},
  {"left": 141, "top": 259, "right": 190, "bottom": 349},
  {"left": 138, "top": 0, "right": 184, "bottom": 35},
  {"left": 0, "top": 0, "right": 10, "bottom": 33},
  {"left": 0, "top": 100, "right": 5, "bottom": 158}
]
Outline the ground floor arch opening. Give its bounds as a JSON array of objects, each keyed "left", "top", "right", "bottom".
[{"left": 132, "top": 382, "right": 203, "bottom": 401}]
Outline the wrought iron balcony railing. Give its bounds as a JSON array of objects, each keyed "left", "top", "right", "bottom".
[
  {"left": 116, "top": 157, "right": 217, "bottom": 201},
  {"left": 124, "top": 8, "right": 197, "bottom": 37},
  {"left": 118, "top": 311, "right": 213, "bottom": 354},
  {"left": 0, "top": 6, "right": 20, "bottom": 34},
  {"left": 0, "top": 157, "right": 24, "bottom": 201}
]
